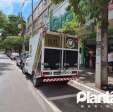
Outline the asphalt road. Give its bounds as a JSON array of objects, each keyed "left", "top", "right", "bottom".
[
  {"left": 38, "top": 82, "right": 113, "bottom": 112},
  {"left": 0, "top": 53, "right": 113, "bottom": 112},
  {"left": 0, "top": 53, "right": 55, "bottom": 112}
]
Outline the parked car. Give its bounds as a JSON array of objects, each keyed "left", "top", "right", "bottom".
[
  {"left": 15, "top": 56, "right": 21, "bottom": 67},
  {"left": 20, "top": 51, "right": 29, "bottom": 69},
  {"left": 22, "top": 56, "right": 31, "bottom": 74},
  {"left": 6, "top": 50, "right": 11, "bottom": 57},
  {"left": 10, "top": 52, "right": 19, "bottom": 60}
]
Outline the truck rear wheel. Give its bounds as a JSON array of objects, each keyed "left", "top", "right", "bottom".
[{"left": 32, "top": 74, "right": 43, "bottom": 87}]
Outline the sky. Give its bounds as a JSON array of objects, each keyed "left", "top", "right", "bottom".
[{"left": 0, "top": 0, "right": 39, "bottom": 20}]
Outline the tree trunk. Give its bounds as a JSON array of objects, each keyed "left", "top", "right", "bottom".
[{"left": 95, "top": 2, "right": 108, "bottom": 89}]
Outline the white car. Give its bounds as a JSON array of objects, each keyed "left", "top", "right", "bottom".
[
  {"left": 11, "top": 52, "right": 19, "bottom": 60},
  {"left": 22, "top": 57, "right": 31, "bottom": 74}
]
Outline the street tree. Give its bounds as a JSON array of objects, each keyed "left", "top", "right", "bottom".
[
  {"left": 0, "top": 11, "right": 8, "bottom": 39},
  {"left": 2, "top": 36, "right": 29, "bottom": 52},
  {"left": 51, "top": 0, "right": 111, "bottom": 88},
  {"left": 4, "top": 15, "right": 25, "bottom": 36},
  {"left": 0, "top": 12, "right": 26, "bottom": 38},
  {"left": 0, "top": 11, "right": 7, "bottom": 29}
]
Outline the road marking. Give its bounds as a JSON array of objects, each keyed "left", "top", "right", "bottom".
[{"left": 48, "top": 94, "right": 77, "bottom": 101}]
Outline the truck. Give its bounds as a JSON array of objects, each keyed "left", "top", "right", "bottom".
[{"left": 25, "top": 29, "right": 80, "bottom": 87}]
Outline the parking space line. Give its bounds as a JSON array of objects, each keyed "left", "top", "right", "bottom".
[{"left": 48, "top": 94, "right": 76, "bottom": 101}]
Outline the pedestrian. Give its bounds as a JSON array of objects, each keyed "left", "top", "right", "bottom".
[
  {"left": 89, "top": 49, "right": 94, "bottom": 68},
  {"left": 108, "top": 51, "right": 113, "bottom": 73}
]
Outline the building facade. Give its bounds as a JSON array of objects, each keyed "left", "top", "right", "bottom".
[
  {"left": 26, "top": 0, "right": 51, "bottom": 35},
  {"left": 26, "top": 0, "right": 74, "bottom": 35}
]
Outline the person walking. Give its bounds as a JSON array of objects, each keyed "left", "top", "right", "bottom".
[{"left": 108, "top": 51, "right": 113, "bottom": 73}]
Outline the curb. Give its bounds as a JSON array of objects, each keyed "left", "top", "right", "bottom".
[
  {"left": 14, "top": 58, "right": 61, "bottom": 112},
  {"left": 68, "top": 80, "right": 105, "bottom": 94},
  {"left": 36, "top": 88, "right": 62, "bottom": 112},
  {"left": 27, "top": 80, "right": 62, "bottom": 112}
]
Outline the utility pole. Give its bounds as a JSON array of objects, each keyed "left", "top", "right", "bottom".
[
  {"left": 21, "top": 12, "right": 26, "bottom": 52},
  {"left": 31, "top": 0, "right": 34, "bottom": 36},
  {"left": 18, "top": 1, "right": 26, "bottom": 53}
]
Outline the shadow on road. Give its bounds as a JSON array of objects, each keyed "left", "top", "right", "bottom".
[
  {"left": 38, "top": 82, "right": 79, "bottom": 98},
  {"left": 25, "top": 75, "right": 80, "bottom": 98},
  {"left": 0, "top": 62, "right": 12, "bottom": 76}
]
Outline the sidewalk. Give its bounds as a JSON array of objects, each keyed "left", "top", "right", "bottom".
[{"left": 69, "top": 69, "right": 113, "bottom": 93}]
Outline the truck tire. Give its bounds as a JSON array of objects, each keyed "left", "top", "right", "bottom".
[{"left": 32, "top": 74, "right": 43, "bottom": 87}]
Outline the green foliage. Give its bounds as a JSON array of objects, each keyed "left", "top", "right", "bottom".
[
  {"left": 0, "top": 11, "right": 8, "bottom": 39},
  {"left": 0, "top": 36, "right": 30, "bottom": 50},
  {"left": 51, "top": 0, "right": 110, "bottom": 40},
  {"left": 0, "top": 11, "right": 27, "bottom": 51},
  {"left": 50, "top": 0, "right": 90, "bottom": 40},
  {"left": 50, "top": 0, "right": 87, "bottom": 36},
  {"left": 0, "top": 11, "right": 8, "bottom": 29},
  {"left": 4, "top": 15, "right": 26, "bottom": 36},
  {"left": 3, "top": 36, "right": 23, "bottom": 49},
  {"left": 51, "top": 0, "right": 110, "bottom": 27},
  {"left": 0, "top": 12, "right": 26, "bottom": 39},
  {"left": 50, "top": 11, "right": 74, "bottom": 31},
  {"left": 58, "top": 19, "right": 76, "bottom": 35},
  {"left": 5, "top": 15, "right": 20, "bottom": 35},
  {"left": 58, "top": 17, "right": 94, "bottom": 38}
]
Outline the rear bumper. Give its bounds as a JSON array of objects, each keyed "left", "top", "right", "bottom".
[{"left": 42, "top": 75, "right": 78, "bottom": 82}]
